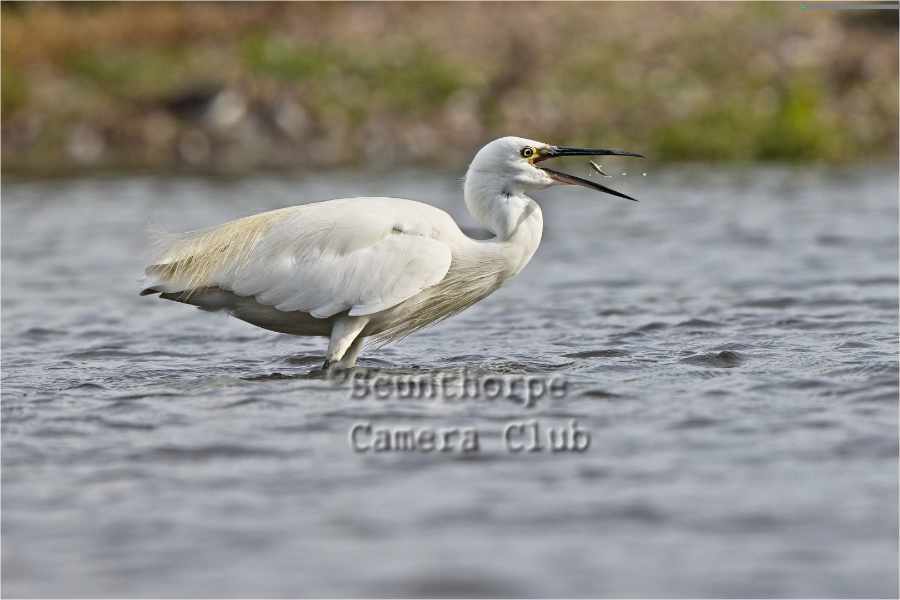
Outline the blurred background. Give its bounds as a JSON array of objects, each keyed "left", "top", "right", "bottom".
[
  {"left": 2, "top": 3, "right": 898, "bottom": 598},
  {"left": 2, "top": 2, "right": 897, "bottom": 176}
]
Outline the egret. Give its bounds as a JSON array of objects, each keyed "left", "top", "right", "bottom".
[{"left": 141, "top": 136, "right": 643, "bottom": 369}]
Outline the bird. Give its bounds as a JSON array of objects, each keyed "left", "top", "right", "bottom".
[{"left": 140, "top": 136, "right": 643, "bottom": 369}]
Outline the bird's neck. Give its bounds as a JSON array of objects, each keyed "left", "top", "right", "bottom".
[{"left": 464, "top": 172, "right": 544, "bottom": 278}]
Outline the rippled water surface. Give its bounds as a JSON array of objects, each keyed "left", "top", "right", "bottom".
[{"left": 2, "top": 167, "right": 898, "bottom": 597}]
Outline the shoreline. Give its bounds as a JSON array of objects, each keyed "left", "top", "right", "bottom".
[{"left": 3, "top": 3, "right": 897, "bottom": 175}]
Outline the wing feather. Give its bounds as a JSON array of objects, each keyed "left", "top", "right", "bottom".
[{"left": 145, "top": 198, "right": 454, "bottom": 319}]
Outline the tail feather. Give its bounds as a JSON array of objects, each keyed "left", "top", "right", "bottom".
[{"left": 141, "top": 208, "right": 291, "bottom": 299}]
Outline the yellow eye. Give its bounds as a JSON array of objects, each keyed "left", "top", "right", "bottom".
[{"left": 520, "top": 147, "right": 535, "bottom": 159}]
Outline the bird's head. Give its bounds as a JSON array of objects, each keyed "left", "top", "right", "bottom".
[{"left": 466, "top": 136, "right": 644, "bottom": 201}]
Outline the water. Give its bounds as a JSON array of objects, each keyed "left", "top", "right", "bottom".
[{"left": 2, "top": 166, "right": 897, "bottom": 597}]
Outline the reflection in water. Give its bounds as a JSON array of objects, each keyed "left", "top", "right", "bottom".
[{"left": 1, "top": 167, "right": 898, "bottom": 596}]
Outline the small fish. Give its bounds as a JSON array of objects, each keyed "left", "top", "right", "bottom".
[{"left": 589, "top": 161, "right": 612, "bottom": 177}]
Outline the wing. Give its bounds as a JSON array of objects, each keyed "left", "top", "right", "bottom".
[{"left": 144, "top": 198, "right": 455, "bottom": 318}]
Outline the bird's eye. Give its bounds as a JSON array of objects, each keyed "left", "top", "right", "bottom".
[{"left": 520, "top": 147, "right": 535, "bottom": 159}]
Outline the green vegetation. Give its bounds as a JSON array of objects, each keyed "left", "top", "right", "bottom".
[
  {"left": 653, "top": 81, "right": 845, "bottom": 162},
  {"left": 66, "top": 47, "right": 191, "bottom": 99},
  {"left": 1, "top": 64, "right": 28, "bottom": 116},
  {"left": 242, "top": 34, "right": 470, "bottom": 113},
  {"left": 756, "top": 81, "right": 842, "bottom": 161},
  {"left": 1, "top": 3, "right": 896, "bottom": 174}
]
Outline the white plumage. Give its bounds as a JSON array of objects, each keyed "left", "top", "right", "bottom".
[{"left": 142, "top": 136, "right": 642, "bottom": 368}]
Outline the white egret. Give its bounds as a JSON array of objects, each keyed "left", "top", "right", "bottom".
[{"left": 141, "top": 136, "right": 643, "bottom": 369}]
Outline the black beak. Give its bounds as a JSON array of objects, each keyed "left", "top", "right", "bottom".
[
  {"left": 535, "top": 146, "right": 644, "bottom": 201},
  {"left": 544, "top": 146, "right": 645, "bottom": 159}
]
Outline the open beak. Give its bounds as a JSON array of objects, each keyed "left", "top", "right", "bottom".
[{"left": 534, "top": 146, "right": 644, "bottom": 201}]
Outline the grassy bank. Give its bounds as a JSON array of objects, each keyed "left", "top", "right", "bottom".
[{"left": 2, "top": 2, "right": 897, "bottom": 175}]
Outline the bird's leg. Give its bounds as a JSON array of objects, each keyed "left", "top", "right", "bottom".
[
  {"left": 323, "top": 315, "right": 369, "bottom": 371},
  {"left": 338, "top": 335, "right": 366, "bottom": 369}
]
